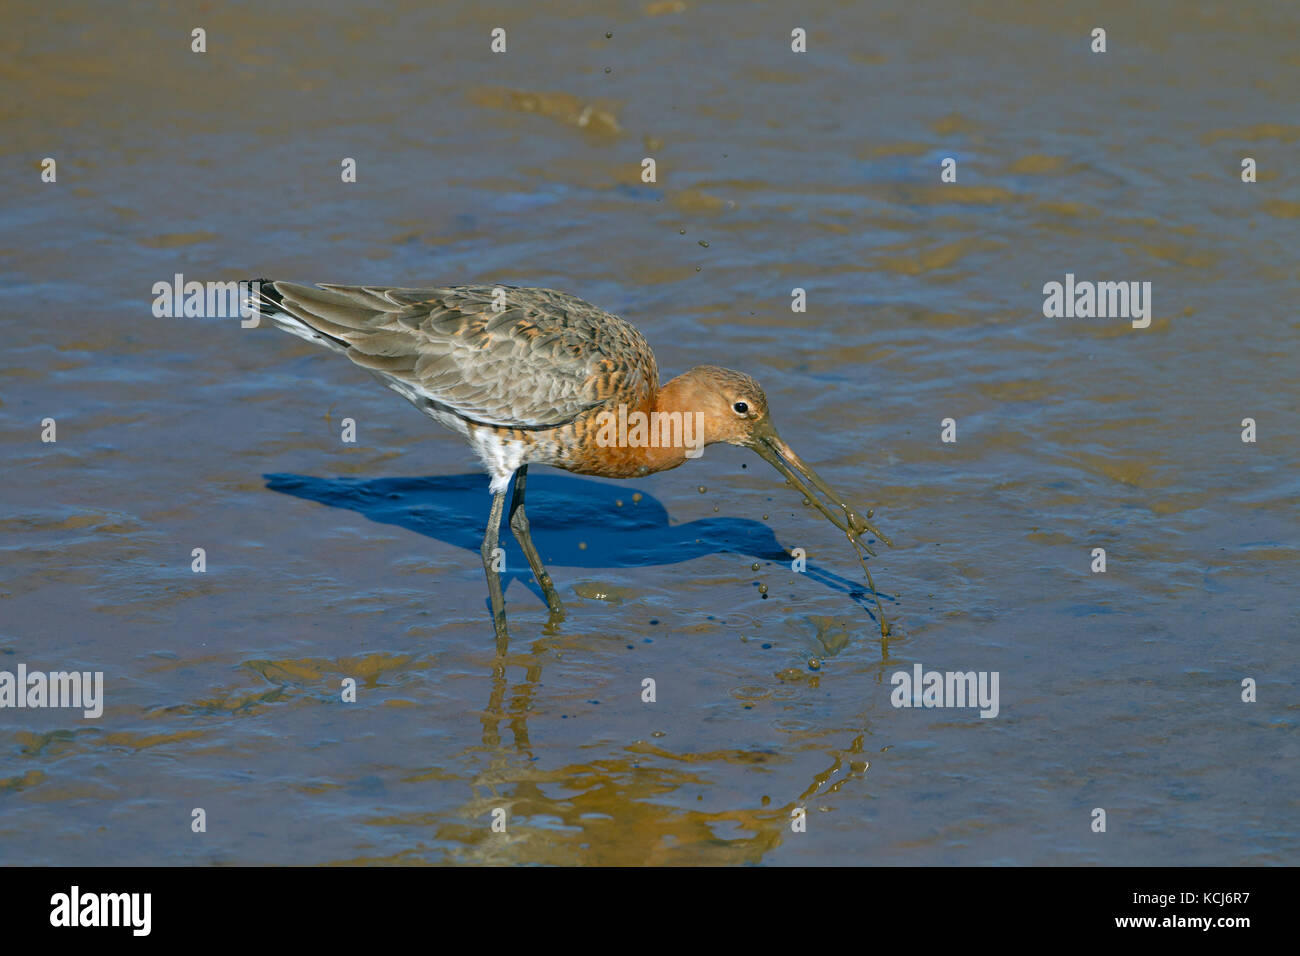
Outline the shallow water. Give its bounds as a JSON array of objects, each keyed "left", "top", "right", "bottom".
[{"left": 1, "top": 0, "right": 1297, "bottom": 864}]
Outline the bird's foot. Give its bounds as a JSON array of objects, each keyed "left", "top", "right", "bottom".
[{"left": 535, "top": 574, "right": 565, "bottom": 617}]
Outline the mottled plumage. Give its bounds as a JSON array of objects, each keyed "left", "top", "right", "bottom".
[
  {"left": 249, "top": 279, "right": 890, "bottom": 642},
  {"left": 254, "top": 281, "right": 659, "bottom": 491}
]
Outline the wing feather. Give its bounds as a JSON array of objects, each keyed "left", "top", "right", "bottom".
[{"left": 265, "top": 281, "right": 657, "bottom": 429}]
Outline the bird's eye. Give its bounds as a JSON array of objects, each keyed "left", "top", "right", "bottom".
[{"left": 733, "top": 401, "right": 749, "bottom": 415}]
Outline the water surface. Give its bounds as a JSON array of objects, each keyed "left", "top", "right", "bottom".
[{"left": 1, "top": 0, "right": 1297, "bottom": 864}]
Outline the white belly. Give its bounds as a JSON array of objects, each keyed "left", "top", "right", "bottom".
[{"left": 468, "top": 428, "right": 531, "bottom": 495}]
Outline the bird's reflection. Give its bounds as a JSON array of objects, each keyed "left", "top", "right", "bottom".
[
  {"left": 264, "top": 471, "right": 898, "bottom": 863},
  {"left": 442, "top": 633, "right": 897, "bottom": 864}
]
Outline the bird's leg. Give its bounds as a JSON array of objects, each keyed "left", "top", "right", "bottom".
[
  {"left": 847, "top": 533, "right": 891, "bottom": 639},
  {"left": 480, "top": 490, "right": 510, "bottom": 645},
  {"left": 508, "top": 466, "right": 565, "bottom": 617}
]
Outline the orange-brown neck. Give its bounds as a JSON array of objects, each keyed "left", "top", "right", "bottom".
[{"left": 571, "top": 373, "right": 712, "bottom": 478}]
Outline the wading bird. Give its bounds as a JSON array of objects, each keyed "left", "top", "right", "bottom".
[{"left": 249, "top": 281, "right": 891, "bottom": 641}]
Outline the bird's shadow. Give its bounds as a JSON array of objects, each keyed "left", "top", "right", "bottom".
[{"left": 265, "top": 472, "right": 884, "bottom": 611}]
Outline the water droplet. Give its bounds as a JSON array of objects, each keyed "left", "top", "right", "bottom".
[
  {"left": 698, "top": 485, "right": 707, "bottom": 493},
  {"left": 632, "top": 492, "right": 642, "bottom": 503},
  {"left": 750, "top": 563, "right": 760, "bottom": 571},
  {"left": 604, "top": 67, "right": 611, "bottom": 73},
  {"left": 605, "top": 31, "right": 613, "bottom": 38},
  {"left": 679, "top": 228, "right": 686, "bottom": 234},
  {"left": 762, "top": 514, "right": 769, "bottom": 520},
  {"left": 758, "top": 584, "right": 768, "bottom": 595},
  {"left": 712, "top": 505, "right": 719, "bottom": 512},
  {"left": 578, "top": 541, "right": 587, "bottom": 550},
  {"left": 808, "top": 658, "right": 822, "bottom": 671},
  {"left": 698, "top": 239, "right": 709, "bottom": 247},
  {"left": 802, "top": 497, "right": 811, "bottom": 506},
  {"left": 615, "top": 499, "right": 623, "bottom": 507}
]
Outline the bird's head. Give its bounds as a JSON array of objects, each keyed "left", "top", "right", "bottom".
[{"left": 674, "top": 365, "right": 887, "bottom": 544}]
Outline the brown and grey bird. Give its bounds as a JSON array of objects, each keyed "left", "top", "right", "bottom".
[{"left": 248, "top": 280, "right": 891, "bottom": 641}]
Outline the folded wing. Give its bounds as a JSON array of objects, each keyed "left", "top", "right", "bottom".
[{"left": 257, "top": 281, "right": 658, "bottom": 429}]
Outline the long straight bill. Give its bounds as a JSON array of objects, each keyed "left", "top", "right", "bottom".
[{"left": 752, "top": 433, "right": 892, "bottom": 549}]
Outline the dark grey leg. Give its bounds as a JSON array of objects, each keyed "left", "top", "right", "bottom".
[
  {"left": 480, "top": 490, "right": 509, "bottom": 643},
  {"left": 508, "top": 466, "right": 564, "bottom": 616}
]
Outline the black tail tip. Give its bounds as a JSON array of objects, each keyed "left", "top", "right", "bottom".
[
  {"left": 246, "top": 278, "right": 284, "bottom": 315},
  {"left": 249, "top": 278, "right": 281, "bottom": 303}
]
